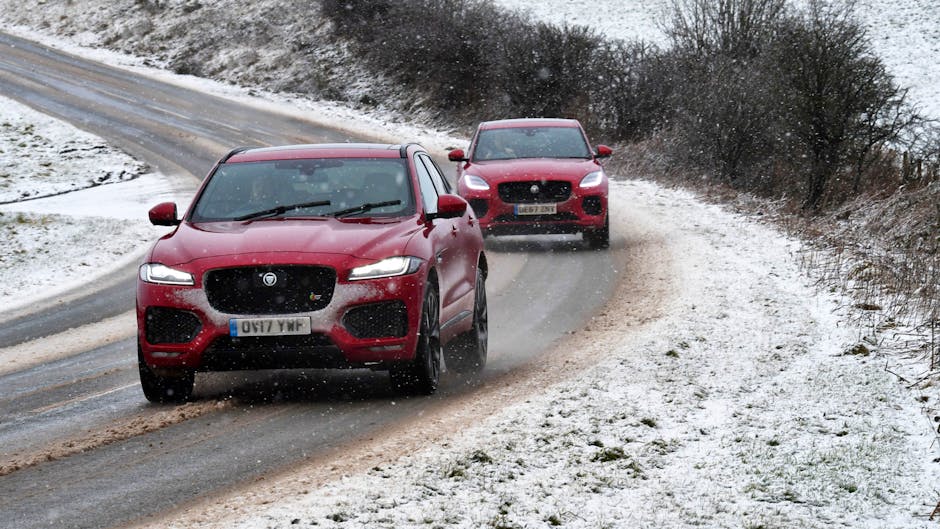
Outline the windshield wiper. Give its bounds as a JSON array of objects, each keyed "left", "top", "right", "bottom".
[
  {"left": 331, "top": 200, "right": 401, "bottom": 218},
  {"left": 235, "top": 199, "right": 331, "bottom": 222}
]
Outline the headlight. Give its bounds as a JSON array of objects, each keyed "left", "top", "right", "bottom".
[
  {"left": 139, "top": 263, "right": 195, "bottom": 286},
  {"left": 580, "top": 170, "right": 605, "bottom": 188},
  {"left": 349, "top": 256, "right": 422, "bottom": 281},
  {"left": 463, "top": 174, "right": 490, "bottom": 191}
]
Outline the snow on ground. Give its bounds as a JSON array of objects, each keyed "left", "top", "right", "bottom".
[
  {"left": 0, "top": 1, "right": 939, "bottom": 527},
  {"left": 176, "top": 179, "right": 938, "bottom": 529},
  {"left": 0, "top": 101, "right": 144, "bottom": 204},
  {"left": 495, "top": 0, "right": 670, "bottom": 44},
  {"left": 843, "top": 0, "right": 940, "bottom": 120},
  {"left": 0, "top": 94, "right": 181, "bottom": 313}
]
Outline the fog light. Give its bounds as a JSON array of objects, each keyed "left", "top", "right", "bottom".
[
  {"left": 151, "top": 351, "right": 183, "bottom": 358},
  {"left": 368, "top": 345, "right": 402, "bottom": 352}
]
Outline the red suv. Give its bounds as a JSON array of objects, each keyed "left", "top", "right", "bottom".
[
  {"left": 137, "top": 143, "right": 487, "bottom": 402},
  {"left": 449, "top": 118, "right": 612, "bottom": 248}
]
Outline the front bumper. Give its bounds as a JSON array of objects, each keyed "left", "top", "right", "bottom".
[
  {"left": 137, "top": 270, "right": 425, "bottom": 372},
  {"left": 460, "top": 183, "right": 607, "bottom": 235}
]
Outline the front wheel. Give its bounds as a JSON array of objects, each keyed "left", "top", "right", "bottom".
[
  {"left": 390, "top": 284, "right": 442, "bottom": 395},
  {"left": 445, "top": 269, "right": 487, "bottom": 374},
  {"left": 584, "top": 214, "right": 610, "bottom": 249},
  {"left": 138, "top": 344, "right": 194, "bottom": 403}
]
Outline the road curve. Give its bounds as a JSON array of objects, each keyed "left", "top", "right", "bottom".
[{"left": 0, "top": 33, "right": 628, "bottom": 529}]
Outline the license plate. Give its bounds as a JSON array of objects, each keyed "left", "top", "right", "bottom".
[
  {"left": 229, "top": 317, "right": 312, "bottom": 337},
  {"left": 514, "top": 203, "right": 556, "bottom": 215}
]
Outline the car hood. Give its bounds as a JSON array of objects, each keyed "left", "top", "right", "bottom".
[
  {"left": 467, "top": 158, "right": 600, "bottom": 183},
  {"left": 150, "top": 217, "right": 422, "bottom": 266}
]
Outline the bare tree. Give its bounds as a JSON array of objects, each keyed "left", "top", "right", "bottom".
[
  {"left": 665, "top": 0, "right": 786, "bottom": 59},
  {"left": 772, "top": 0, "right": 916, "bottom": 209},
  {"left": 662, "top": 0, "right": 786, "bottom": 188}
]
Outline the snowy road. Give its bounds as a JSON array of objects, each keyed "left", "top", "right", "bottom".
[{"left": 0, "top": 33, "right": 637, "bottom": 529}]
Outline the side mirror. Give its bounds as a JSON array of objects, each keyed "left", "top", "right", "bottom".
[
  {"left": 429, "top": 194, "right": 468, "bottom": 220},
  {"left": 448, "top": 149, "right": 468, "bottom": 162},
  {"left": 595, "top": 144, "right": 613, "bottom": 159},
  {"left": 149, "top": 202, "right": 180, "bottom": 226}
]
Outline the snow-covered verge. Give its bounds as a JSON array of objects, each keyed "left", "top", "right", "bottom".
[
  {"left": 0, "top": 102, "right": 144, "bottom": 204},
  {"left": 0, "top": 94, "right": 175, "bottom": 313}
]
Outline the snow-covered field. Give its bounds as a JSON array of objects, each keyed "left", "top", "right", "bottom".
[{"left": 1, "top": 0, "right": 939, "bottom": 527}]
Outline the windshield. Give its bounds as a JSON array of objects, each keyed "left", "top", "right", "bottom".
[
  {"left": 471, "top": 126, "right": 591, "bottom": 161},
  {"left": 190, "top": 157, "right": 414, "bottom": 222}
]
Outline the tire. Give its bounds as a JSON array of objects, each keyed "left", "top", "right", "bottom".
[
  {"left": 138, "top": 344, "right": 195, "bottom": 403},
  {"left": 584, "top": 214, "right": 610, "bottom": 249},
  {"left": 445, "top": 269, "right": 487, "bottom": 374},
  {"left": 390, "top": 284, "right": 442, "bottom": 395}
]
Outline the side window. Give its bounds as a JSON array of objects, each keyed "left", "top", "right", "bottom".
[
  {"left": 414, "top": 154, "right": 439, "bottom": 215},
  {"left": 418, "top": 154, "right": 452, "bottom": 194}
]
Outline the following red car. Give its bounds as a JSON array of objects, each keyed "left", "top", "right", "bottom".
[
  {"left": 137, "top": 143, "right": 487, "bottom": 402},
  {"left": 449, "top": 118, "right": 612, "bottom": 248}
]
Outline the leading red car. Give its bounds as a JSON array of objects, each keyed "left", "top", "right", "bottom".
[
  {"left": 449, "top": 118, "right": 612, "bottom": 248},
  {"left": 137, "top": 143, "right": 487, "bottom": 402}
]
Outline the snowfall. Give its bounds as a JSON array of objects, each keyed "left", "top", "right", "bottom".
[{"left": 1, "top": 0, "right": 939, "bottom": 527}]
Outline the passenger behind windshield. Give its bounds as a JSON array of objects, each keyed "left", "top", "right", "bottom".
[
  {"left": 472, "top": 126, "right": 591, "bottom": 161},
  {"left": 191, "top": 158, "right": 415, "bottom": 222}
]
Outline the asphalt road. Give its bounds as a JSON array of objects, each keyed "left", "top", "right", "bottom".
[{"left": 0, "top": 32, "right": 624, "bottom": 529}]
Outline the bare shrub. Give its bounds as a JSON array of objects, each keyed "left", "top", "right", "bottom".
[
  {"left": 321, "top": 0, "right": 667, "bottom": 137},
  {"left": 659, "top": 0, "right": 788, "bottom": 192},
  {"left": 324, "top": 0, "right": 520, "bottom": 120},
  {"left": 494, "top": 22, "right": 603, "bottom": 119},
  {"left": 664, "top": 0, "right": 785, "bottom": 59},
  {"left": 659, "top": 0, "right": 919, "bottom": 209},
  {"left": 587, "top": 41, "right": 672, "bottom": 141},
  {"left": 770, "top": 1, "right": 919, "bottom": 210},
  {"left": 664, "top": 52, "right": 782, "bottom": 189}
]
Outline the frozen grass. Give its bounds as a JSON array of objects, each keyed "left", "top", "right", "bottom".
[
  {"left": 0, "top": 98, "right": 144, "bottom": 203},
  {"left": 0, "top": 95, "right": 179, "bottom": 313}
]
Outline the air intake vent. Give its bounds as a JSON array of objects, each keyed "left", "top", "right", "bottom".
[{"left": 343, "top": 301, "right": 408, "bottom": 339}]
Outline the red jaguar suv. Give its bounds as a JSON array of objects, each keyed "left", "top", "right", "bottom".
[
  {"left": 137, "top": 143, "right": 487, "bottom": 402},
  {"left": 449, "top": 118, "right": 612, "bottom": 248}
]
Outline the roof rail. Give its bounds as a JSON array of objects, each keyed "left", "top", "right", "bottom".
[
  {"left": 219, "top": 146, "right": 251, "bottom": 163},
  {"left": 398, "top": 143, "right": 422, "bottom": 158}
]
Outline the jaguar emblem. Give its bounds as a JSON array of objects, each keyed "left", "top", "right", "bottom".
[{"left": 261, "top": 272, "right": 278, "bottom": 287}]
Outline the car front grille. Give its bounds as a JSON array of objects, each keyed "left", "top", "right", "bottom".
[
  {"left": 204, "top": 265, "right": 336, "bottom": 315},
  {"left": 498, "top": 181, "right": 571, "bottom": 204},
  {"left": 343, "top": 301, "right": 408, "bottom": 339}
]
